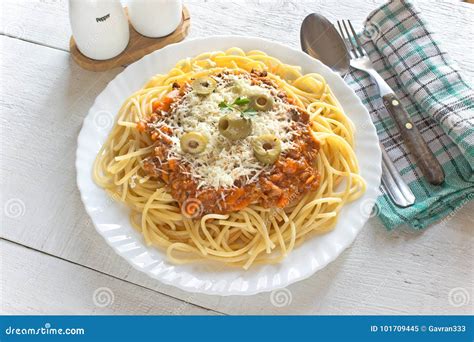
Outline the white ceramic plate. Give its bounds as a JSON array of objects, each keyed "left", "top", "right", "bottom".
[{"left": 76, "top": 36, "right": 381, "bottom": 296}]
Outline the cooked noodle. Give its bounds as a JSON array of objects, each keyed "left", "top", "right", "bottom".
[{"left": 93, "top": 48, "right": 366, "bottom": 269}]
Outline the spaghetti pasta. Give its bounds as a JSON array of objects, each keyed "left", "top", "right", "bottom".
[{"left": 93, "top": 48, "right": 366, "bottom": 269}]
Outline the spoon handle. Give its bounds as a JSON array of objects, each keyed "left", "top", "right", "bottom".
[{"left": 380, "top": 145, "right": 415, "bottom": 207}]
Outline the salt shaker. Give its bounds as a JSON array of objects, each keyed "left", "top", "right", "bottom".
[
  {"left": 128, "top": 0, "right": 183, "bottom": 38},
  {"left": 68, "top": 0, "right": 130, "bottom": 60}
]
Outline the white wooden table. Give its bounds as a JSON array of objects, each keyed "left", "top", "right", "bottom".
[{"left": 1, "top": 0, "right": 473, "bottom": 315}]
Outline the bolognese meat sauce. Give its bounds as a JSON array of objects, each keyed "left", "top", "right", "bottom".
[{"left": 140, "top": 70, "right": 320, "bottom": 216}]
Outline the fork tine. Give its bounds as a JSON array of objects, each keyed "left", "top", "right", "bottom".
[
  {"left": 335, "top": 20, "right": 344, "bottom": 37},
  {"left": 341, "top": 20, "right": 360, "bottom": 58},
  {"left": 335, "top": 21, "right": 346, "bottom": 49},
  {"left": 335, "top": 20, "right": 346, "bottom": 44},
  {"left": 347, "top": 20, "right": 366, "bottom": 57},
  {"left": 336, "top": 21, "right": 355, "bottom": 59}
]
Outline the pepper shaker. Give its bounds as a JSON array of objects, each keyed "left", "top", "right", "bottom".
[{"left": 68, "top": 0, "right": 130, "bottom": 60}]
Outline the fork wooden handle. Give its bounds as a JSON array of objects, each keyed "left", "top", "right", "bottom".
[{"left": 382, "top": 93, "right": 445, "bottom": 185}]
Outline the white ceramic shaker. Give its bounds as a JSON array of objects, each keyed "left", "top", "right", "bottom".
[
  {"left": 69, "top": 0, "right": 130, "bottom": 60},
  {"left": 128, "top": 0, "right": 183, "bottom": 38}
]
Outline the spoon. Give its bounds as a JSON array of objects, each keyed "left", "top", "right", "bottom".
[{"left": 300, "top": 13, "right": 416, "bottom": 208}]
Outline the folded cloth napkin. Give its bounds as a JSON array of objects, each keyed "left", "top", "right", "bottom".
[{"left": 346, "top": 0, "right": 474, "bottom": 230}]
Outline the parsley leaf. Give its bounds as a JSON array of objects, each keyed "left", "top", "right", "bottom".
[
  {"left": 219, "top": 97, "right": 257, "bottom": 119},
  {"left": 233, "top": 97, "right": 250, "bottom": 106}
]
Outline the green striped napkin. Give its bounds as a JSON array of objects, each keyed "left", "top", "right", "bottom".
[{"left": 347, "top": 0, "right": 474, "bottom": 230}]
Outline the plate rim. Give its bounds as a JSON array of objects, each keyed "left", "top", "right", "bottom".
[{"left": 76, "top": 35, "right": 382, "bottom": 296}]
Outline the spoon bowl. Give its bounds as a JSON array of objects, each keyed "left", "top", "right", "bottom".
[{"left": 300, "top": 13, "right": 350, "bottom": 75}]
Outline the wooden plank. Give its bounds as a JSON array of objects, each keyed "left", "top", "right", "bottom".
[
  {"left": 0, "top": 0, "right": 71, "bottom": 51},
  {"left": 1, "top": 27, "right": 474, "bottom": 316},
  {"left": 0, "top": 239, "right": 219, "bottom": 315},
  {"left": 1, "top": 3, "right": 473, "bottom": 315},
  {"left": 1, "top": 0, "right": 473, "bottom": 81}
]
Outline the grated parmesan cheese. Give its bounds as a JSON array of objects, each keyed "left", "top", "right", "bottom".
[
  {"left": 129, "top": 174, "right": 137, "bottom": 188},
  {"left": 162, "top": 72, "right": 299, "bottom": 189}
]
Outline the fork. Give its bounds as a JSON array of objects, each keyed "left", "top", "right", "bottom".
[{"left": 336, "top": 20, "right": 445, "bottom": 186}]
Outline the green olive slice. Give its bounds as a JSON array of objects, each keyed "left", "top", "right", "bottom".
[
  {"left": 218, "top": 113, "right": 252, "bottom": 141},
  {"left": 180, "top": 132, "right": 208, "bottom": 154},
  {"left": 252, "top": 134, "right": 281, "bottom": 164},
  {"left": 250, "top": 94, "right": 274, "bottom": 111},
  {"left": 191, "top": 77, "right": 217, "bottom": 95}
]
